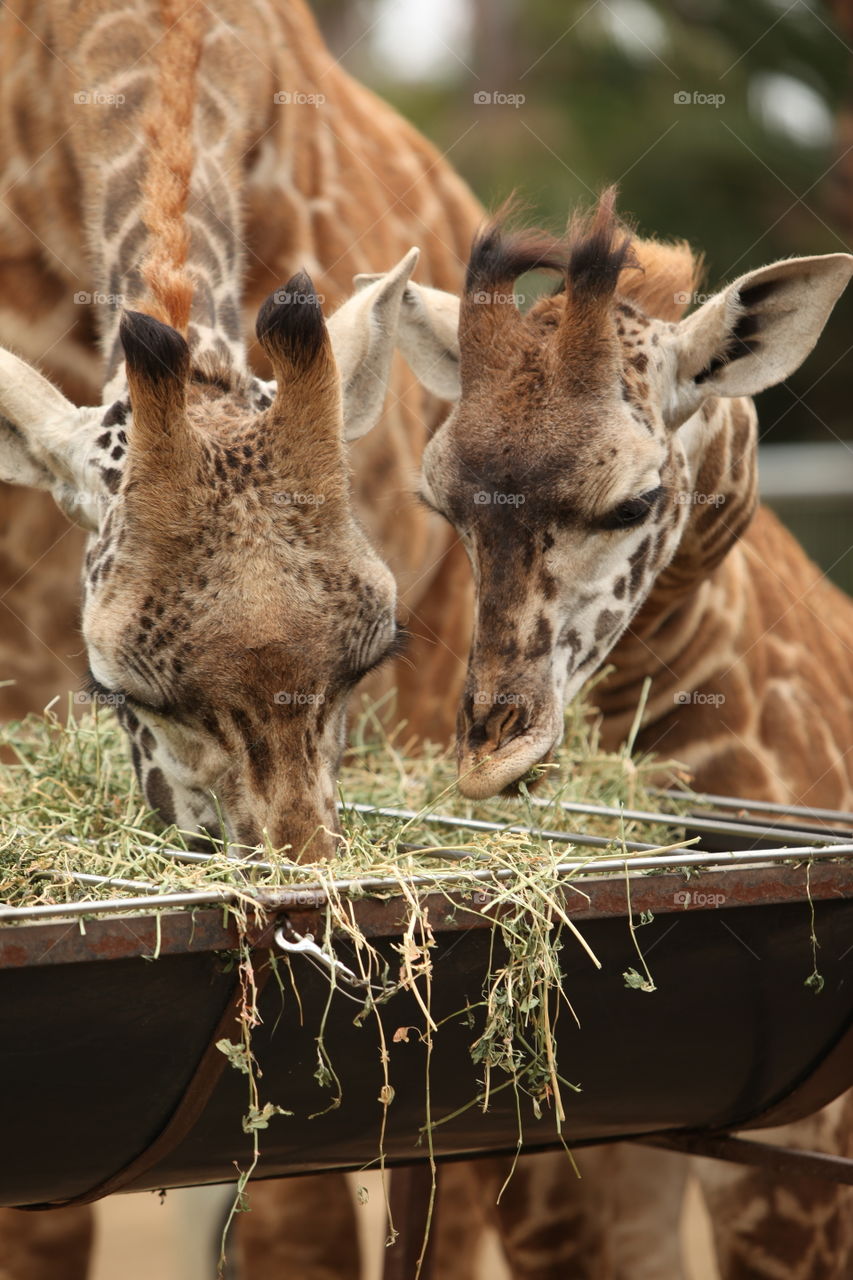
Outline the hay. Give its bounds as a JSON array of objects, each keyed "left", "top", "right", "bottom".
[
  {"left": 0, "top": 686, "right": 688, "bottom": 912},
  {"left": 0, "top": 685, "right": 694, "bottom": 1268}
]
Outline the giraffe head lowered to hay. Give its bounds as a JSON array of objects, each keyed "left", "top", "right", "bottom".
[
  {"left": 391, "top": 190, "right": 853, "bottom": 799},
  {"left": 0, "top": 258, "right": 422, "bottom": 858}
]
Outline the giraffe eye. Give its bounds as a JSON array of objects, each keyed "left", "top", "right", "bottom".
[{"left": 600, "top": 486, "right": 663, "bottom": 531}]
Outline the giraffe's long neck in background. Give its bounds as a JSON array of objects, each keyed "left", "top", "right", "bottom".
[
  {"left": 59, "top": 1, "right": 259, "bottom": 393},
  {"left": 595, "top": 395, "right": 760, "bottom": 740}
]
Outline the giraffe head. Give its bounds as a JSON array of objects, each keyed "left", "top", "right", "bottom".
[
  {"left": 392, "top": 194, "right": 853, "bottom": 798},
  {"left": 0, "top": 252, "right": 420, "bottom": 857}
]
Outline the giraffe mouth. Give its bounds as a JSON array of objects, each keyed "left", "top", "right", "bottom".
[
  {"left": 457, "top": 723, "right": 562, "bottom": 801},
  {"left": 498, "top": 755, "right": 555, "bottom": 798}
]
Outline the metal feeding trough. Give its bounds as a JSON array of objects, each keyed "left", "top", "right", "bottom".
[{"left": 1, "top": 791, "right": 852, "bottom": 1215}]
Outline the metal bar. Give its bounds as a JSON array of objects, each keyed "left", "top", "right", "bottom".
[
  {"left": 36, "top": 869, "right": 160, "bottom": 893},
  {"left": 641, "top": 1133, "right": 853, "bottom": 1187},
  {"left": 0, "top": 889, "right": 235, "bottom": 923},
  {"left": 3, "top": 845, "right": 851, "bottom": 925},
  {"left": 344, "top": 801, "right": 848, "bottom": 849},
  {"left": 342, "top": 803, "right": 666, "bottom": 851},
  {"left": 654, "top": 789, "right": 853, "bottom": 827},
  {"left": 299, "top": 844, "right": 853, "bottom": 901},
  {"left": 526, "top": 795, "right": 850, "bottom": 845}
]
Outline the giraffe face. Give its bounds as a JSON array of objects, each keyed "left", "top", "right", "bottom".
[
  {"left": 421, "top": 311, "right": 691, "bottom": 798},
  {"left": 398, "top": 199, "right": 853, "bottom": 798},
  {"left": 0, "top": 259, "right": 422, "bottom": 858},
  {"left": 80, "top": 296, "right": 400, "bottom": 859}
]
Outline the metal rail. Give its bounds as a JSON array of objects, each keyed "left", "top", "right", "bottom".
[
  {"left": 5, "top": 792, "right": 852, "bottom": 925},
  {"left": 2, "top": 842, "right": 852, "bottom": 924},
  {"left": 343, "top": 800, "right": 851, "bottom": 848},
  {"left": 653, "top": 788, "right": 853, "bottom": 827}
]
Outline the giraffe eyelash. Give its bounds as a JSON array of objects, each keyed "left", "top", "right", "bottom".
[
  {"left": 599, "top": 485, "right": 664, "bottom": 532},
  {"left": 348, "top": 625, "right": 411, "bottom": 685},
  {"left": 82, "top": 671, "right": 117, "bottom": 701},
  {"left": 82, "top": 669, "right": 153, "bottom": 713}
]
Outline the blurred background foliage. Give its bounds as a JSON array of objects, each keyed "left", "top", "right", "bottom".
[{"left": 315, "top": 0, "right": 853, "bottom": 450}]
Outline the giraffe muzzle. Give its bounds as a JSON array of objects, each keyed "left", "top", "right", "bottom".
[{"left": 456, "top": 694, "right": 563, "bottom": 800}]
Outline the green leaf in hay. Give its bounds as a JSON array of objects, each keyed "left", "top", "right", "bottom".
[
  {"left": 216, "top": 1038, "right": 252, "bottom": 1074},
  {"left": 623, "top": 967, "right": 656, "bottom": 993},
  {"left": 242, "top": 1102, "right": 292, "bottom": 1134}
]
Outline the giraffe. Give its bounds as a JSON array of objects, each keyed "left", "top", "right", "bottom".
[
  {"left": 0, "top": 1, "right": 842, "bottom": 1276},
  {"left": 0, "top": 1, "right": 475, "bottom": 1276},
  {"left": 393, "top": 189, "right": 853, "bottom": 1278},
  {"left": 0, "top": 0, "right": 480, "bottom": 743}
]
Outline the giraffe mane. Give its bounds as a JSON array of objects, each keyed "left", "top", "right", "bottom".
[{"left": 138, "top": 0, "right": 204, "bottom": 335}]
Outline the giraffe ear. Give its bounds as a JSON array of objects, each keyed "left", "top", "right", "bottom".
[
  {"left": 378, "top": 279, "right": 461, "bottom": 401},
  {"left": 0, "top": 345, "right": 104, "bottom": 526},
  {"left": 666, "top": 253, "right": 853, "bottom": 427},
  {"left": 328, "top": 247, "right": 421, "bottom": 441}
]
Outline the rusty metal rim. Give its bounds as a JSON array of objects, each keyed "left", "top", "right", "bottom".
[{"left": 1, "top": 861, "right": 850, "bottom": 969}]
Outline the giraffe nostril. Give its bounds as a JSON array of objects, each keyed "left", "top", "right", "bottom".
[
  {"left": 494, "top": 705, "right": 521, "bottom": 747},
  {"left": 464, "top": 699, "right": 529, "bottom": 752}
]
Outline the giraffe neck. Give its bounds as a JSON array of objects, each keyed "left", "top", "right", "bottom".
[
  {"left": 66, "top": 2, "right": 251, "bottom": 398},
  {"left": 595, "top": 394, "right": 759, "bottom": 738}
]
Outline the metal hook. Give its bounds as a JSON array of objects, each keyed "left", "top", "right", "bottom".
[{"left": 274, "top": 919, "right": 389, "bottom": 996}]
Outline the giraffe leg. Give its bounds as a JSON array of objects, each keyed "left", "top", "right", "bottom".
[
  {"left": 0, "top": 1206, "right": 93, "bottom": 1280},
  {"left": 231, "top": 1173, "right": 360, "bottom": 1280},
  {"left": 696, "top": 1094, "right": 853, "bottom": 1280},
  {"left": 466, "top": 1145, "right": 688, "bottom": 1280},
  {"left": 430, "top": 1164, "right": 491, "bottom": 1278}
]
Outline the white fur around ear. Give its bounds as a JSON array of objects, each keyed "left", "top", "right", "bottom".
[
  {"left": 356, "top": 275, "right": 461, "bottom": 402},
  {"left": 667, "top": 252, "right": 853, "bottom": 427},
  {"left": 327, "top": 247, "right": 420, "bottom": 441}
]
